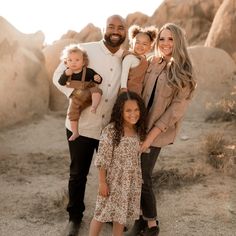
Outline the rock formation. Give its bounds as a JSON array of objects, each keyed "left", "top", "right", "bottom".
[
  {"left": 1, "top": 0, "right": 236, "bottom": 129},
  {"left": 60, "top": 23, "right": 102, "bottom": 43},
  {"left": 148, "top": 0, "right": 224, "bottom": 45},
  {"left": 187, "top": 46, "right": 236, "bottom": 120},
  {"left": 0, "top": 17, "right": 49, "bottom": 129},
  {"left": 205, "top": 0, "right": 236, "bottom": 64}
]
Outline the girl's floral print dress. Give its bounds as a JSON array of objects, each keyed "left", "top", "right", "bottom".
[{"left": 94, "top": 123, "right": 142, "bottom": 225}]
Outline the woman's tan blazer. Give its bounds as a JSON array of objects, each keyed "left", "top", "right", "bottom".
[{"left": 142, "top": 57, "right": 192, "bottom": 147}]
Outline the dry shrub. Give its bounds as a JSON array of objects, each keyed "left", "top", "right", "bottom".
[
  {"left": 204, "top": 133, "right": 232, "bottom": 170},
  {"left": 206, "top": 98, "right": 236, "bottom": 122},
  {"left": 53, "top": 188, "right": 68, "bottom": 209},
  {"left": 152, "top": 167, "right": 204, "bottom": 191},
  {"left": 25, "top": 190, "right": 68, "bottom": 223}
]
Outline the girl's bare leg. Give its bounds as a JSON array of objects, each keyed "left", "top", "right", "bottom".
[
  {"left": 112, "top": 221, "right": 125, "bottom": 236},
  {"left": 89, "top": 218, "right": 104, "bottom": 236}
]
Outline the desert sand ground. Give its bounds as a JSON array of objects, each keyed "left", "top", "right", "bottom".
[{"left": 0, "top": 110, "right": 235, "bottom": 236}]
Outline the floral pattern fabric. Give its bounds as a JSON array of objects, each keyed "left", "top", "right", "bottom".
[{"left": 94, "top": 123, "right": 142, "bottom": 225}]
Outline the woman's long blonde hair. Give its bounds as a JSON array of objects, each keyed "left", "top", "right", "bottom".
[{"left": 156, "top": 23, "right": 196, "bottom": 98}]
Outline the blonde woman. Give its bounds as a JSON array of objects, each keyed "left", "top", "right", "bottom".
[{"left": 125, "top": 23, "right": 196, "bottom": 236}]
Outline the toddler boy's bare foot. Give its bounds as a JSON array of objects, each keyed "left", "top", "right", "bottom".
[
  {"left": 69, "top": 132, "right": 80, "bottom": 141},
  {"left": 90, "top": 106, "right": 97, "bottom": 113}
]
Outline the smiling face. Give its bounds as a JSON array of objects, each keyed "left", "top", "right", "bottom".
[
  {"left": 123, "top": 100, "right": 140, "bottom": 127},
  {"left": 104, "top": 15, "right": 126, "bottom": 49},
  {"left": 157, "top": 28, "right": 174, "bottom": 60},
  {"left": 132, "top": 32, "right": 152, "bottom": 56}
]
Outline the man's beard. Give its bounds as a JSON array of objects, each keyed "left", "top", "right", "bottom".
[{"left": 104, "top": 34, "right": 125, "bottom": 47}]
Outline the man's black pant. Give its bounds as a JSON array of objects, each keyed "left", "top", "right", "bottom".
[{"left": 66, "top": 129, "right": 99, "bottom": 222}]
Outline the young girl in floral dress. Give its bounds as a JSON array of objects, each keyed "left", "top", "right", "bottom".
[{"left": 89, "top": 91, "right": 147, "bottom": 236}]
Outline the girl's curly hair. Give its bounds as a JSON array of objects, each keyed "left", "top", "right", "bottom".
[
  {"left": 110, "top": 91, "right": 147, "bottom": 147},
  {"left": 128, "top": 24, "right": 158, "bottom": 44}
]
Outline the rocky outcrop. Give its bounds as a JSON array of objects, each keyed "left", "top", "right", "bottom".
[
  {"left": 148, "top": 0, "right": 223, "bottom": 45},
  {"left": 126, "top": 12, "right": 149, "bottom": 27},
  {"left": 1, "top": 0, "right": 236, "bottom": 128},
  {"left": 205, "top": 0, "right": 236, "bottom": 64},
  {"left": 0, "top": 17, "right": 45, "bottom": 50},
  {"left": 0, "top": 17, "right": 49, "bottom": 129},
  {"left": 187, "top": 46, "right": 236, "bottom": 120},
  {"left": 60, "top": 23, "right": 102, "bottom": 42}
]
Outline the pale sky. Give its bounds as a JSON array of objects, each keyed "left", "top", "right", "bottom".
[{"left": 1, "top": 0, "right": 163, "bottom": 44}]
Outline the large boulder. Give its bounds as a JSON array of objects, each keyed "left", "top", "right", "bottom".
[
  {"left": 0, "top": 17, "right": 49, "bottom": 129},
  {"left": 148, "top": 0, "right": 223, "bottom": 45},
  {"left": 0, "top": 16, "right": 45, "bottom": 50},
  {"left": 205, "top": 0, "right": 236, "bottom": 64},
  {"left": 0, "top": 43, "right": 49, "bottom": 130},
  {"left": 186, "top": 46, "right": 236, "bottom": 120},
  {"left": 60, "top": 23, "right": 102, "bottom": 42},
  {"left": 126, "top": 12, "right": 149, "bottom": 27}
]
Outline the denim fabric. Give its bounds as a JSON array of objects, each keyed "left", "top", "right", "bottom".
[
  {"left": 141, "top": 146, "right": 161, "bottom": 220},
  {"left": 66, "top": 129, "right": 99, "bottom": 221}
]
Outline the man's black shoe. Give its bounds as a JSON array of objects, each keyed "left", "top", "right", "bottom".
[{"left": 65, "top": 220, "right": 81, "bottom": 236}]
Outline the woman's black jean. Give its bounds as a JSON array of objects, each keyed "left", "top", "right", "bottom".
[{"left": 141, "top": 146, "right": 161, "bottom": 220}]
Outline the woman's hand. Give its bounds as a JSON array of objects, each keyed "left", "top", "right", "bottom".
[
  {"left": 140, "top": 127, "right": 162, "bottom": 153},
  {"left": 99, "top": 182, "right": 110, "bottom": 197},
  {"left": 140, "top": 138, "right": 152, "bottom": 153}
]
